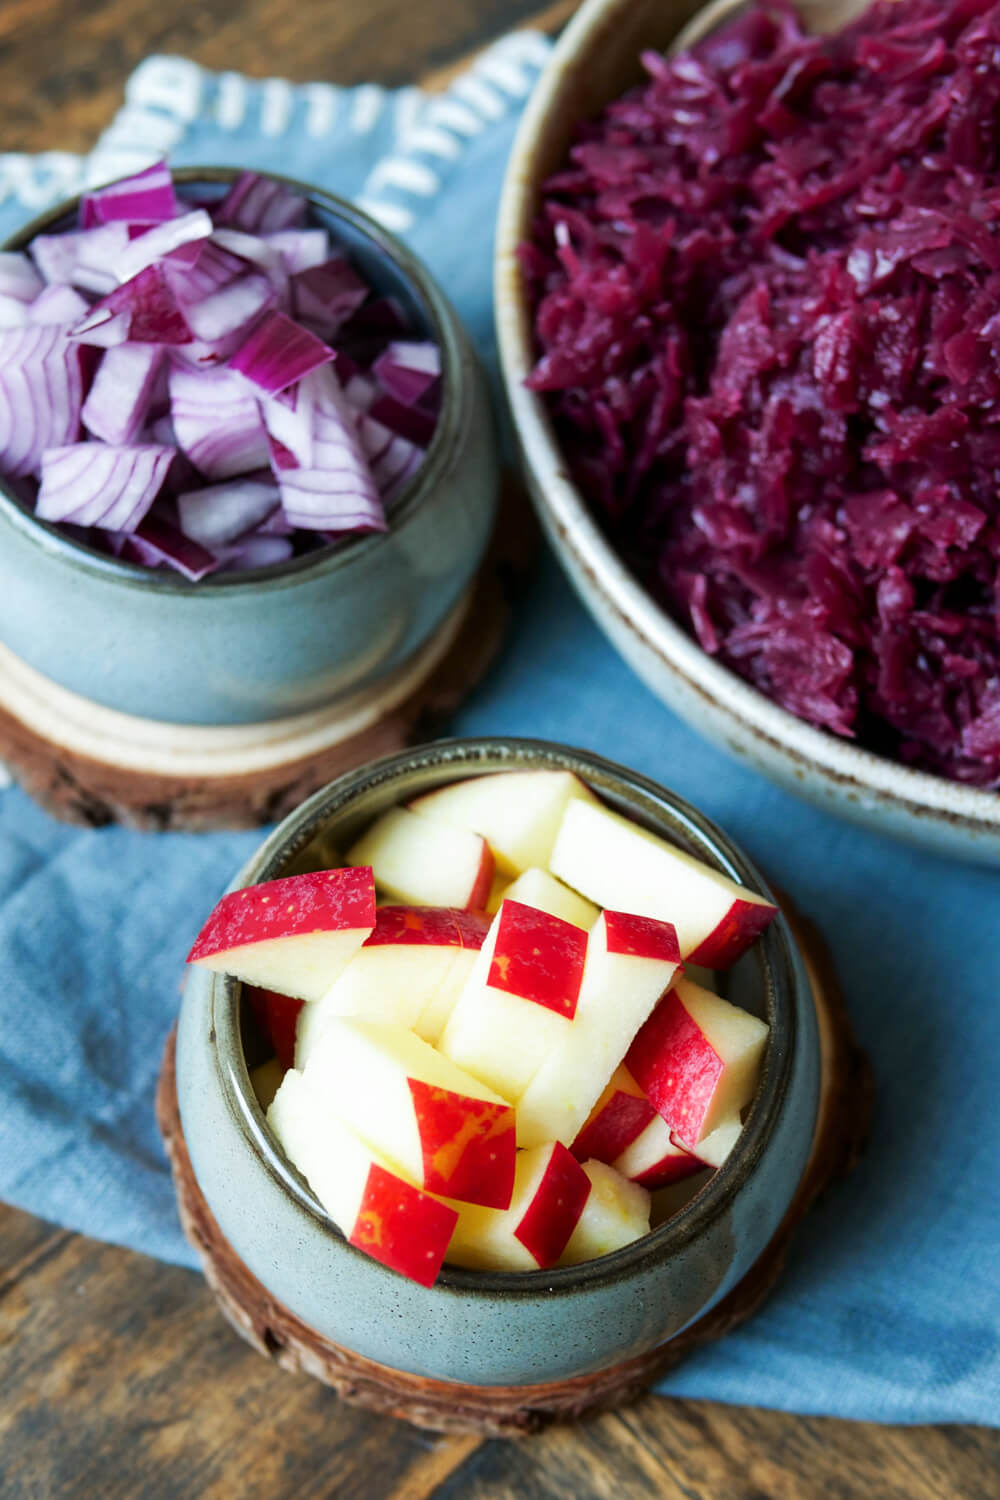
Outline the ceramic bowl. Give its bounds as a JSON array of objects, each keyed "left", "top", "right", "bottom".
[
  {"left": 494, "top": 0, "right": 1000, "bottom": 866},
  {"left": 175, "top": 736, "right": 820, "bottom": 1387},
  {"left": 0, "top": 168, "right": 498, "bottom": 726}
]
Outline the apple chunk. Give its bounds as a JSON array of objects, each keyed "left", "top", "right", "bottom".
[
  {"left": 500, "top": 867, "right": 599, "bottom": 929},
  {"left": 515, "top": 910, "right": 681, "bottom": 1149},
  {"left": 571, "top": 1064, "right": 657, "bottom": 1164},
  {"left": 549, "top": 799, "right": 777, "bottom": 967},
  {"left": 295, "top": 905, "right": 489, "bottom": 1067},
  {"left": 439, "top": 900, "right": 587, "bottom": 1099},
  {"left": 626, "top": 976, "right": 769, "bottom": 1144},
  {"left": 558, "top": 1161, "right": 651, "bottom": 1265},
  {"left": 408, "top": 769, "right": 597, "bottom": 875},
  {"left": 186, "top": 867, "right": 376, "bottom": 1002},
  {"left": 346, "top": 807, "right": 494, "bottom": 910},
  {"left": 268, "top": 1069, "right": 457, "bottom": 1287},
  {"left": 675, "top": 1115, "right": 743, "bottom": 1170},
  {"left": 612, "top": 1113, "right": 702, "bottom": 1190},
  {"left": 302, "top": 1019, "right": 516, "bottom": 1209},
  {"left": 442, "top": 1141, "right": 590, "bottom": 1271}
]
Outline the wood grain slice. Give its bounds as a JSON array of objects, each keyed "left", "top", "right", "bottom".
[
  {"left": 0, "top": 479, "right": 537, "bottom": 832},
  {"left": 156, "top": 896, "right": 873, "bottom": 1436}
]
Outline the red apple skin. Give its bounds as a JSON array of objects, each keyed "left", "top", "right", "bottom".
[
  {"left": 351, "top": 1163, "right": 458, "bottom": 1287},
  {"left": 571, "top": 1087, "right": 656, "bottom": 1165},
  {"left": 514, "top": 1144, "right": 591, "bottom": 1267},
  {"left": 603, "top": 910, "right": 680, "bottom": 964},
  {"left": 187, "top": 868, "right": 376, "bottom": 962},
  {"left": 686, "top": 897, "right": 777, "bottom": 968},
  {"left": 408, "top": 1080, "right": 516, "bottom": 1210},
  {"left": 487, "top": 900, "right": 587, "bottom": 1018},
  {"left": 365, "top": 906, "right": 490, "bottom": 950},
  {"left": 627, "top": 1145, "right": 703, "bottom": 1191},
  {"left": 626, "top": 988, "right": 724, "bottom": 1142},
  {"left": 246, "top": 986, "right": 302, "bottom": 1071},
  {"left": 468, "top": 844, "right": 496, "bottom": 912}
]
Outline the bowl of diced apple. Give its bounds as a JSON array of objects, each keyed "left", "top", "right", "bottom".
[{"left": 175, "top": 738, "right": 820, "bottom": 1389}]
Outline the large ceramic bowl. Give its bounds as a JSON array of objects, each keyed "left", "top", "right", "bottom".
[
  {"left": 0, "top": 169, "right": 498, "bottom": 726},
  {"left": 495, "top": 0, "right": 1000, "bottom": 866},
  {"left": 175, "top": 736, "right": 820, "bottom": 1386}
]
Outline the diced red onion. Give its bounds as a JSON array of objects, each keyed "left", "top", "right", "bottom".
[
  {"left": 0, "top": 252, "right": 44, "bottom": 304},
  {"left": 290, "top": 257, "right": 368, "bottom": 334},
  {"left": 359, "top": 413, "right": 424, "bottom": 500},
  {"left": 230, "top": 309, "right": 334, "bottom": 395},
  {"left": 0, "top": 325, "right": 85, "bottom": 477},
  {"left": 214, "top": 172, "right": 308, "bottom": 234},
  {"left": 169, "top": 364, "right": 270, "bottom": 479},
  {"left": 0, "top": 295, "right": 28, "bottom": 328},
  {"left": 177, "top": 473, "right": 279, "bottom": 548},
  {"left": 30, "top": 223, "right": 131, "bottom": 294},
  {"left": 368, "top": 392, "right": 435, "bottom": 448},
  {"left": 216, "top": 533, "right": 295, "bottom": 569},
  {"left": 263, "top": 229, "right": 329, "bottom": 274},
  {"left": 72, "top": 265, "right": 192, "bottom": 346},
  {"left": 82, "top": 345, "right": 164, "bottom": 446},
  {"left": 28, "top": 284, "right": 90, "bottom": 325},
  {"left": 372, "top": 341, "right": 441, "bottom": 407},
  {"left": 209, "top": 229, "right": 289, "bottom": 305},
  {"left": 80, "top": 163, "right": 179, "bottom": 229},
  {"left": 179, "top": 272, "right": 275, "bottom": 343},
  {"left": 122, "top": 511, "right": 218, "bottom": 579},
  {"left": 37, "top": 442, "right": 174, "bottom": 531},
  {"left": 275, "top": 366, "right": 385, "bottom": 532},
  {"left": 114, "top": 210, "right": 213, "bottom": 282}
]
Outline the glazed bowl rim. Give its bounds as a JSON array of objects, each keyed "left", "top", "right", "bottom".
[
  {"left": 493, "top": 0, "right": 1000, "bottom": 842},
  {"left": 206, "top": 734, "right": 808, "bottom": 1300},
  {"left": 0, "top": 165, "right": 464, "bottom": 598}
]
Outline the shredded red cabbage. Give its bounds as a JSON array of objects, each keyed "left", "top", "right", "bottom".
[
  {"left": 0, "top": 167, "right": 443, "bottom": 578},
  {"left": 525, "top": 0, "right": 1000, "bottom": 786}
]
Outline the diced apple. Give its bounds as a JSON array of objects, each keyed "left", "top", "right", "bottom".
[
  {"left": 442, "top": 1142, "right": 590, "bottom": 1271},
  {"left": 439, "top": 900, "right": 587, "bottom": 1099},
  {"left": 346, "top": 807, "right": 494, "bottom": 910},
  {"left": 408, "top": 769, "right": 598, "bottom": 875},
  {"left": 246, "top": 986, "right": 304, "bottom": 1071},
  {"left": 549, "top": 799, "right": 777, "bottom": 967},
  {"left": 571, "top": 1064, "right": 656, "bottom": 1163},
  {"left": 674, "top": 1115, "right": 743, "bottom": 1170},
  {"left": 612, "top": 1112, "right": 702, "bottom": 1189},
  {"left": 558, "top": 1160, "right": 651, "bottom": 1265},
  {"left": 515, "top": 910, "right": 681, "bottom": 1149},
  {"left": 186, "top": 868, "right": 376, "bottom": 1002},
  {"left": 500, "top": 867, "right": 599, "bottom": 929},
  {"left": 268, "top": 1069, "right": 457, "bottom": 1287},
  {"left": 626, "top": 976, "right": 769, "bottom": 1144},
  {"left": 302, "top": 1019, "right": 516, "bottom": 1209},
  {"left": 249, "top": 1057, "right": 284, "bottom": 1111},
  {"left": 411, "top": 948, "right": 479, "bottom": 1046},
  {"left": 295, "top": 905, "right": 489, "bottom": 1067}
]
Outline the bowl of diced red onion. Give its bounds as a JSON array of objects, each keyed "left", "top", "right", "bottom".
[
  {"left": 495, "top": 0, "right": 1000, "bottom": 864},
  {"left": 0, "top": 164, "right": 498, "bottom": 725}
]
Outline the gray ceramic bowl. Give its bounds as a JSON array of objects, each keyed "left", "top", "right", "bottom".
[
  {"left": 175, "top": 736, "right": 820, "bottom": 1386},
  {"left": 495, "top": 0, "right": 1000, "bottom": 865},
  {"left": 0, "top": 169, "right": 498, "bottom": 726}
]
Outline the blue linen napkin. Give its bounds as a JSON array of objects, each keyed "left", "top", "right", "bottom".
[{"left": 0, "top": 38, "right": 998, "bottom": 1428}]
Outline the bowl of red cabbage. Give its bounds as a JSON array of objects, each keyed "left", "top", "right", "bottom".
[
  {"left": 0, "top": 165, "right": 497, "bottom": 725},
  {"left": 496, "top": 0, "right": 1000, "bottom": 863}
]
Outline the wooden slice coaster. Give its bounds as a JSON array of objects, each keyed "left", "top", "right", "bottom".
[
  {"left": 156, "top": 896, "right": 873, "bottom": 1436},
  {"left": 0, "top": 480, "right": 537, "bottom": 832}
]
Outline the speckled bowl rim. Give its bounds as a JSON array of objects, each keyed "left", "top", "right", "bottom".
[
  {"left": 493, "top": 0, "right": 1000, "bottom": 846},
  {"left": 0, "top": 166, "right": 463, "bottom": 596},
  {"left": 207, "top": 735, "right": 807, "bottom": 1300}
]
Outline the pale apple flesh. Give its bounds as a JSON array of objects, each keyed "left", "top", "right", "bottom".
[
  {"left": 626, "top": 976, "right": 769, "bottom": 1144},
  {"left": 268, "top": 1070, "right": 458, "bottom": 1287},
  {"left": 674, "top": 1114, "right": 744, "bottom": 1170},
  {"left": 300, "top": 1018, "right": 516, "bottom": 1209},
  {"left": 439, "top": 900, "right": 587, "bottom": 1099},
  {"left": 408, "top": 768, "right": 598, "bottom": 876},
  {"left": 441, "top": 1141, "right": 590, "bottom": 1271},
  {"left": 346, "top": 806, "right": 494, "bottom": 910},
  {"left": 514, "top": 909, "right": 681, "bottom": 1149},
  {"left": 558, "top": 1160, "right": 651, "bottom": 1265},
  {"left": 186, "top": 867, "right": 377, "bottom": 1002},
  {"left": 612, "top": 1112, "right": 702, "bottom": 1190},
  {"left": 549, "top": 798, "right": 777, "bottom": 967},
  {"left": 499, "top": 866, "right": 599, "bottom": 929}
]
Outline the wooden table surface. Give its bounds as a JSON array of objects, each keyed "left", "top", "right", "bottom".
[{"left": 0, "top": 2, "right": 997, "bottom": 1496}]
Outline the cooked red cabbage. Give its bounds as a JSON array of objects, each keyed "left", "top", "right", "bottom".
[{"left": 525, "top": 0, "right": 1000, "bottom": 786}]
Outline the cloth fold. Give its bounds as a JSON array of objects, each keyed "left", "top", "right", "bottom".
[{"left": 0, "top": 39, "right": 997, "bottom": 1428}]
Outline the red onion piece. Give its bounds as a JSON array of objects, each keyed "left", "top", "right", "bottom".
[
  {"left": 368, "top": 392, "right": 435, "bottom": 448},
  {"left": 372, "top": 340, "right": 441, "bottom": 407},
  {"left": 122, "top": 512, "right": 218, "bottom": 580},
  {"left": 179, "top": 272, "right": 275, "bottom": 343},
  {"left": 263, "top": 229, "right": 329, "bottom": 274},
  {"left": 0, "top": 295, "right": 28, "bottom": 328},
  {"left": 80, "top": 163, "right": 179, "bottom": 229},
  {"left": 114, "top": 210, "right": 214, "bottom": 282},
  {"left": 82, "top": 345, "right": 164, "bottom": 446},
  {"left": 208, "top": 229, "right": 289, "bottom": 305},
  {"left": 0, "top": 325, "right": 85, "bottom": 477},
  {"left": 216, "top": 533, "right": 295, "bottom": 569},
  {"left": 274, "top": 367, "right": 385, "bottom": 532},
  {"left": 0, "top": 252, "right": 44, "bottom": 304},
  {"left": 169, "top": 364, "right": 270, "bottom": 479},
  {"left": 30, "top": 223, "right": 131, "bottom": 294},
  {"left": 37, "top": 442, "right": 174, "bottom": 531},
  {"left": 214, "top": 172, "right": 308, "bottom": 234},
  {"left": 290, "top": 257, "right": 369, "bottom": 334},
  {"left": 72, "top": 265, "right": 192, "bottom": 346},
  {"left": 230, "top": 309, "right": 334, "bottom": 395},
  {"left": 177, "top": 473, "right": 280, "bottom": 548},
  {"left": 28, "top": 284, "right": 90, "bottom": 325}
]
